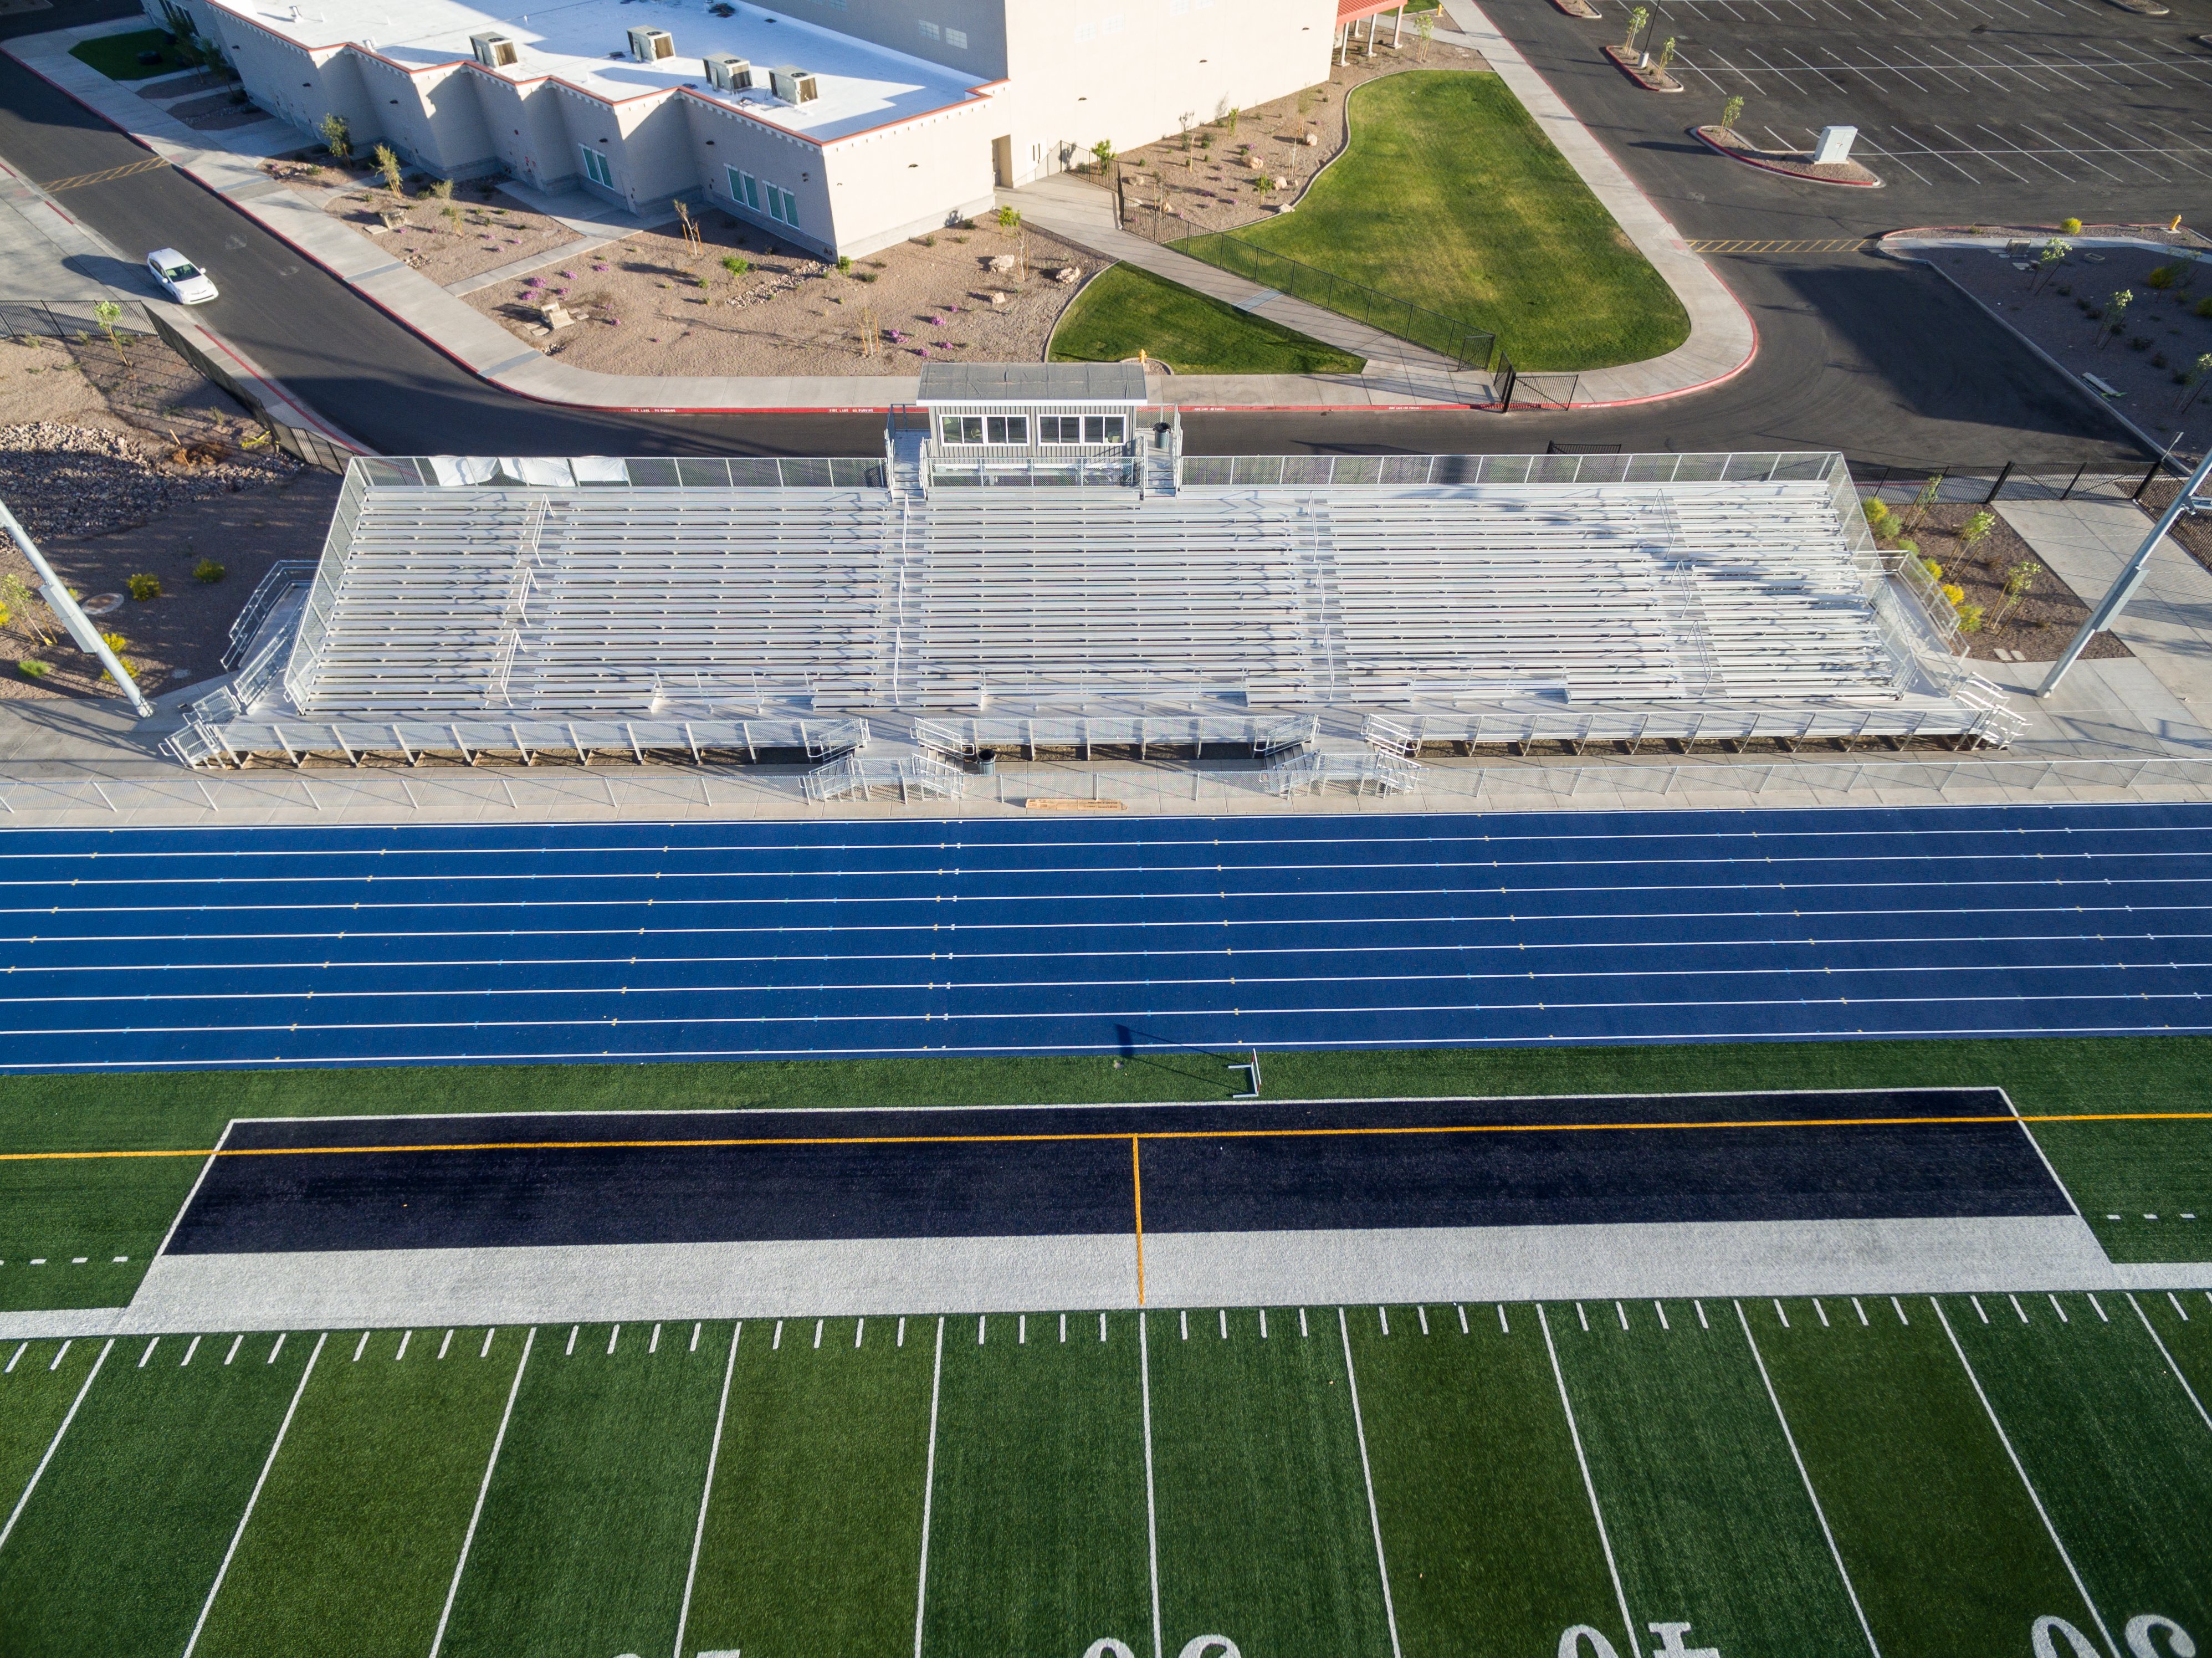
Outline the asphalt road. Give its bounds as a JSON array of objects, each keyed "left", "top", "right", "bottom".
[
  {"left": 165, "top": 1089, "right": 2068, "bottom": 1253},
  {"left": 0, "top": 0, "right": 2165, "bottom": 464}
]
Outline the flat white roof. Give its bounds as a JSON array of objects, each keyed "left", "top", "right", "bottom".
[{"left": 216, "top": 0, "right": 992, "bottom": 141}]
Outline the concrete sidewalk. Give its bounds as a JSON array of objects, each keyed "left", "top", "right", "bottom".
[{"left": 9, "top": 13, "right": 1752, "bottom": 415}]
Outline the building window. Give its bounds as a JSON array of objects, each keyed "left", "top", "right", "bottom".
[
  {"left": 766, "top": 183, "right": 798, "bottom": 226},
  {"left": 988, "top": 416, "right": 1027, "bottom": 443},
  {"left": 728, "top": 165, "right": 760, "bottom": 210},
  {"left": 1089, "top": 415, "right": 1125, "bottom": 443},
  {"left": 580, "top": 145, "right": 612, "bottom": 187},
  {"left": 945, "top": 26, "right": 967, "bottom": 46},
  {"left": 1039, "top": 416, "right": 1081, "bottom": 444},
  {"left": 940, "top": 416, "right": 984, "bottom": 444},
  {"left": 1073, "top": 21, "right": 1095, "bottom": 41},
  {"left": 1103, "top": 13, "right": 1124, "bottom": 33},
  {"left": 1170, "top": 0, "right": 1188, "bottom": 13},
  {"left": 918, "top": 18, "right": 940, "bottom": 38}
]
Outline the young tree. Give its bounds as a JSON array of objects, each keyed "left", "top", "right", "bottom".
[
  {"left": 372, "top": 143, "right": 404, "bottom": 198},
  {"left": 1993, "top": 560, "right": 2040, "bottom": 627},
  {"left": 90, "top": 299, "right": 130, "bottom": 371},
  {"left": 1414, "top": 10, "right": 1435, "bottom": 58},
  {"left": 1656, "top": 35, "right": 1678, "bottom": 75},
  {"left": 1090, "top": 138, "right": 1117, "bottom": 171},
  {"left": 2182, "top": 352, "right": 2212, "bottom": 414},
  {"left": 1177, "top": 110, "right": 1196, "bottom": 152},
  {"left": 0, "top": 571, "right": 45, "bottom": 646},
  {"left": 997, "top": 204, "right": 1022, "bottom": 233},
  {"left": 1624, "top": 6, "right": 1649, "bottom": 52},
  {"left": 318, "top": 112, "right": 350, "bottom": 161},
  {"left": 1958, "top": 508, "right": 1996, "bottom": 550},
  {"left": 2101, "top": 288, "right": 2132, "bottom": 349},
  {"left": 2030, "top": 237, "right": 2070, "bottom": 294},
  {"left": 1719, "top": 94, "right": 1744, "bottom": 131}
]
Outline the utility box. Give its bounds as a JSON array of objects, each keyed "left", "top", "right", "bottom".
[
  {"left": 1811, "top": 125, "right": 1857, "bottom": 164},
  {"left": 769, "top": 65, "right": 819, "bottom": 104},
  {"left": 627, "top": 25, "right": 674, "bottom": 63},
  {"left": 469, "top": 31, "right": 518, "bottom": 68},
  {"left": 703, "top": 52, "right": 751, "bottom": 91}
]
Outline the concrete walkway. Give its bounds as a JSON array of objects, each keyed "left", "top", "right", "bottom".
[
  {"left": 9, "top": 13, "right": 1752, "bottom": 415},
  {"left": 0, "top": 149, "right": 135, "bottom": 301}
]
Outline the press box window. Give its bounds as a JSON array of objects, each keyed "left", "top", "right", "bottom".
[
  {"left": 1043, "top": 415, "right": 1124, "bottom": 444},
  {"left": 581, "top": 146, "right": 613, "bottom": 187},
  {"left": 939, "top": 416, "right": 1028, "bottom": 444},
  {"left": 945, "top": 27, "right": 967, "bottom": 45}
]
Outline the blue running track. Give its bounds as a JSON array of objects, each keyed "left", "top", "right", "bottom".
[{"left": 2, "top": 802, "right": 2209, "bottom": 1071}]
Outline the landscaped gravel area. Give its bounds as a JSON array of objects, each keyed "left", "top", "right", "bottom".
[
  {"left": 1105, "top": 35, "right": 1489, "bottom": 242},
  {"left": 468, "top": 211, "right": 1100, "bottom": 377},
  {"left": 1936, "top": 241, "right": 2212, "bottom": 421},
  {"left": 0, "top": 332, "right": 313, "bottom": 705},
  {"left": 269, "top": 161, "right": 580, "bottom": 289}
]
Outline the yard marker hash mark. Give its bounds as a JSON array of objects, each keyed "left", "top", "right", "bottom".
[
  {"left": 1815, "top": 1300, "right": 1830, "bottom": 1328},
  {"left": 1933, "top": 1299, "right": 2119, "bottom": 1657},
  {"left": 673, "top": 1322, "right": 741, "bottom": 1658},
  {"left": 610, "top": 1326, "right": 621, "bottom": 1355},
  {"left": 1616, "top": 1301, "right": 1629, "bottom": 1331},
  {"left": 2048, "top": 1296, "right": 2068, "bottom": 1324},
  {"left": 1538, "top": 1305, "right": 1643, "bottom": 1658},
  {"left": 1853, "top": 1297, "right": 1868, "bottom": 1326},
  {"left": 690, "top": 1322, "right": 701, "bottom": 1352},
  {"left": 1735, "top": 1303, "right": 1883, "bottom": 1657},
  {"left": 479, "top": 1328, "right": 494, "bottom": 1358},
  {"left": 566, "top": 1326, "right": 578, "bottom": 1356},
  {"left": 817, "top": 1319, "right": 826, "bottom": 1350},
  {"left": 1418, "top": 1306, "right": 1429, "bottom": 1335},
  {"left": 1339, "top": 1308, "right": 1406, "bottom": 1658},
  {"left": 268, "top": 1332, "right": 285, "bottom": 1364},
  {"left": 2009, "top": 1294, "right": 2030, "bottom": 1323},
  {"left": 856, "top": 1319, "right": 864, "bottom": 1349},
  {"left": 0, "top": 1339, "right": 111, "bottom": 1556},
  {"left": 2088, "top": 1295, "right": 2107, "bottom": 1323},
  {"left": 428, "top": 1327, "right": 535, "bottom": 1658},
  {"left": 224, "top": 1335, "right": 243, "bottom": 1365},
  {"left": 1380, "top": 1307, "right": 1390, "bottom": 1336},
  {"left": 138, "top": 1338, "right": 157, "bottom": 1369},
  {"left": 653, "top": 1323, "right": 663, "bottom": 1353},
  {"left": 181, "top": 1335, "right": 201, "bottom": 1367},
  {"left": 394, "top": 1331, "right": 410, "bottom": 1362},
  {"left": 438, "top": 1329, "right": 453, "bottom": 1360},
  {"left": 180, "top": 1333, "right": 324, "bottom": 1658},
  {"left": 1656, "top": 1301, "right": 1670, "bottom": 1331}
]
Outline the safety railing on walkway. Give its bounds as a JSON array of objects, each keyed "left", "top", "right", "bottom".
[{"left": 16, "top": 749, "right": 2212, "bottom": 821}]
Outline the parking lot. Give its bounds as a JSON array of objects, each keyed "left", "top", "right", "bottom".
[{"left": 1630, "top": 0, "right": 2212, "bottom": 197}]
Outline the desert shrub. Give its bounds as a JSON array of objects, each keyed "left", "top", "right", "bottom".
[
  {"left": 126, "top": 573, "right": 161, "bottom": 601},
  {"left": 1940, "top": 581, "right": 1965, "bottom": 607},
  {"left": 2195, "top": 296, "right": 2212, "bottom": 319},
  {"left": 17, "top": 660, "right": 48, "bottom": 680},
  {"left": 2059, "top": 216, "right": 2081, "bottom": 234},
  {"left": 194, "top": 560, "right": 225, "bottom": 584},
  {"left": 1957, "top": 602, "right": 1985, "bottom": 633}
]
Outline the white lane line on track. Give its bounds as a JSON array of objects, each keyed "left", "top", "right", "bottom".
[
  {"left": 1139, "top": 1311, "right": 1163, "bottom": 1658},
  {"left": 673, "top": 1322, "right": 740, "bottom": 1658},
  {"left": 428, "top": 1326, "right": 534, "bottom": 1658},
  {"left": 1933, "top": 1300, "right": 2120, "bottom": 1657},
  {"left": 0, "top": 1339, "right": 111, "bottom": 1555},
  {"left": 1339, "top": 1308, "right": 1405, "bottom": 1658},
  {"left": 181, "top": 1332, "right": 325, "bottom": 1658}
]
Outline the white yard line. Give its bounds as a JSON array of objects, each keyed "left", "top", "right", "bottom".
[
  {"left": 1931, "top": 1299, "right": 2120, "bottom": 1658},
  {"left": 672, "top": 1322, "right": 741, "bottom": 1658},
  {"left": 155, "top": 1119, "right": 234, "bottom": 1261},
  {"left": 1537, "top": 1304, "right": 1643, "bottom": 1658},
  {"left": 1338, "top": 1308, "right": 1405, "bottom": 1658},
  {"left": 0, "top": 1338, "right": 112, "bottom": 1554},
  {"left": 2124, "top": 1293, "right": 2212, "bottom": 1434},
  {"left": 912, "top": 1316, "right": 945, "bottom": 1658},
  {"left": 1139, "top": 1310, "right": 1164, "bottom": 1658},
  {"left": 181, "top": 1332, "right": 326, "bottom": 1658},
  {"left": 428, "top": 1325, "right": 536, "bottom": 1658},
  {"left": 1733, "top": 1303, "right": 1882, "bottom": 1657}
]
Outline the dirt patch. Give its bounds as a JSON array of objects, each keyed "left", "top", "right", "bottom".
[
  {"left": 2135, "top": 477, "right": 2212, "bottom": 577},
  {"left": 467, "top": 212, "right": 1102, "bottom": 376},
  {"left": 1877, "top": 501, "right": 2128, "bottom": 664},
  {"left": 1933, "top": 242, "right": 2212, "bottom": 416},
  {"left": 1103, "top": 40, "right": 1489, "bottom": 242},
  {"left": 270, "top": 161, "right": 581, "bottom": 289},
  {"left": 0, "top": 327, "right": 314, "bottom": 705},
  {"left": 1, "top": 469, "right": 340, "bottom": 705}
]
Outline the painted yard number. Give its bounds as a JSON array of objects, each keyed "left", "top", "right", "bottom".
[
  {"left": 1552, "top": 1613, "right": 2195, "bottom": 1658},
  {"left": 1085, "top": 1641, "right": 1240, "bottom": 1658},
  {"left": 2037, "top": 1614, "right": 2197, "bottom": 1657}
]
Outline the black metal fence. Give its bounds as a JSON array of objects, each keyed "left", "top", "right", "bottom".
[{"left": 1849, "top": 458, "right": 2176, "bottom": 503}]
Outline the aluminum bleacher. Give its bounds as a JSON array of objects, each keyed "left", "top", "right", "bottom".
[{"left": 171, "top": 448, "right": 2021, "bottom": 776}]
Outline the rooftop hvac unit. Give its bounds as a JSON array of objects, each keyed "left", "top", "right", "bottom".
[
  {"left": 769, "top": 65, "right": 818, "bottom": 104},
  {"left": 469, "top": 31, "right": 518, "bottom": 68},
  {"left": 627, "top": 25, "right": 674, "bottom": 63},
  {"left": 702, "top": 52, "right": 751, "bottom": 91}
]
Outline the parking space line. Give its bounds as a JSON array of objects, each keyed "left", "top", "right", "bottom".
[
  {"left": 1849, "top": 136, "right": 1935, "bottom": 187},
  {"left": 1666, "top": 50, "right": 1733, "bottom": 95},
  {"left": 1887, "top": 124, "right": 1981, "bottom": 183},
  {"left": 2010, "top": 123, "right": 2110, "bottom": 181},
  {"left": 2054, "top": 119, "right": 2170, "bottom": 181},
  {"left": 1973, "top": 123, "right": 2072, "bottom": 181}
]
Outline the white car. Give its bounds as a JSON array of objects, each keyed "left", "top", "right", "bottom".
[{"left": 147, "top": 248, "right": 217, "bottom": 305}]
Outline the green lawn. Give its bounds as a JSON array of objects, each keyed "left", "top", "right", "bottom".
[
  {"left": 7, "top": 1298, "right": 2209, "bottom": 1658},
  {"left": 69, "top": 29, "right": 198, "bottom": 81},
  {"left": 1184, "top": 71, "right": 1690, "bottom": 371},
  {"left": 1050, "top": 263, "right": 1366, "bottom": 376}
]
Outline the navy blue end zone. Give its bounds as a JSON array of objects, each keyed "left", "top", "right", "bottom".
[
  {"left": 4, "top": 802, "right": 2211, "bottom": 1069},
  {"left": 162, "top": 1088, "right": 2075, "bottom": 1256}
]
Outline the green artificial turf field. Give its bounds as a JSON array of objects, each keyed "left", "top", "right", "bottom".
[{"left": 3, "top": 1294, "right": 2206, "bottom": 1658}]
